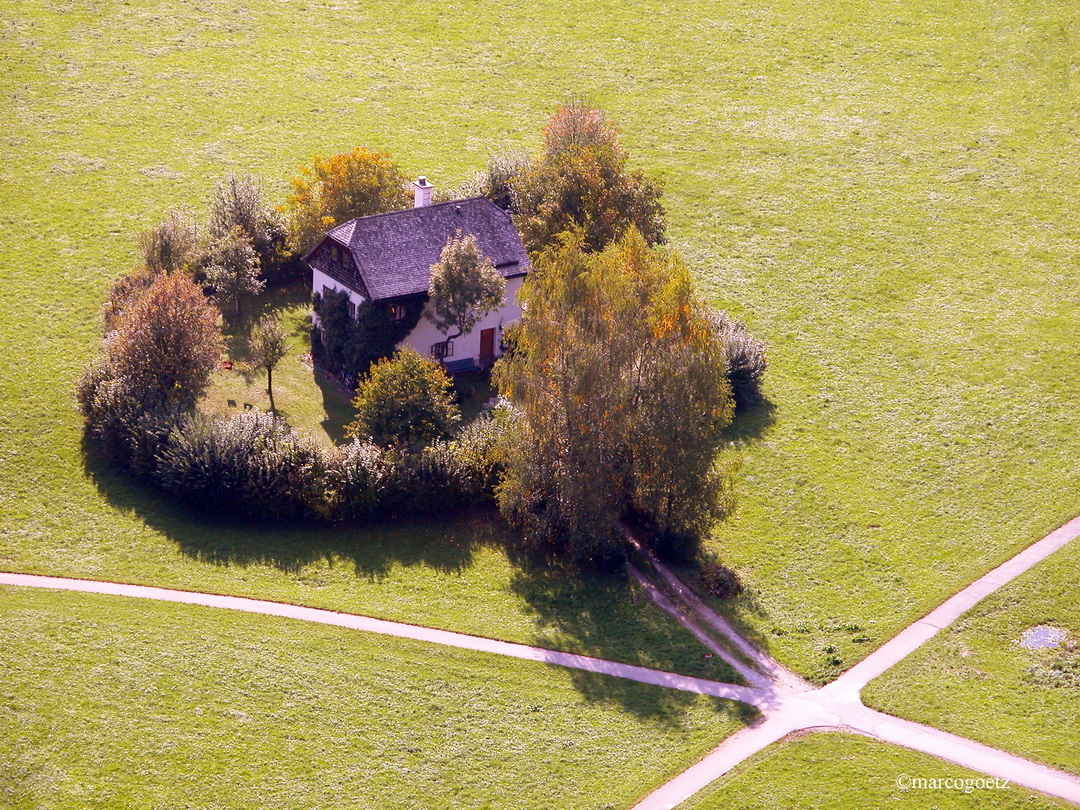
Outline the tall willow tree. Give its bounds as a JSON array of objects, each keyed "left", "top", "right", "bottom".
[{"left": 494, "top": 228, "right": 734, "bottom": 563}]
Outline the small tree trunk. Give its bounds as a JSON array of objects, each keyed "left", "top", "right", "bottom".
[
  {"left": 267, "top": 365, "right": 276, "bottom": 413},
  {"left": 235, "top": 295, "right": 242, "bottom": 317}
]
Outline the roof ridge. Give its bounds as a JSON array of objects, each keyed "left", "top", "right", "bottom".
[{"left": 330, "top": 196, "right": 494, "bottom": 231}]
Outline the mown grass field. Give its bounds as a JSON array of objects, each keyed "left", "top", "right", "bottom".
[
  {"left": 683, "top": 733, "right": 1069, "bottom": 809},
  {"left": 2, "top": 0, "right": 1079, "bottom": 801},
  {"left": 863, "top": 532, "right": 1080, "bottom": 775},
  {"left": 0, "top": 586, "right": 752, "bottom": 808}
]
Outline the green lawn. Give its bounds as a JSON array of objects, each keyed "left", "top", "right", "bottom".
[
  {"left": 1, "top": 0, "right": 1078, "bottom": 719},
  {"left": 201, "top": 285, "right": 497, "bottom": 441},
  {"left": 201, "top": 285, "right": 357, "bottom": 441},
  {"left": 0, "top": 586, "right": 752, "bottom": 809},
  {"left": 682, "top": 733, "right": 1068, "bottom": 809},
  {"left": 863, "top": 536, "right": 1080, "bottom": 775}
]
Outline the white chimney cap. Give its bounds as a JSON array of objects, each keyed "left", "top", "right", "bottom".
[{"left": 413, "top": 176, "right": 434, "bottom": 208}]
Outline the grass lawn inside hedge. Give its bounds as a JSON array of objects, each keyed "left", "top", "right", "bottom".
[
  {"left": 199, "top": 284, "right": 499, "bottom": 442},
  {"left": 862, "top": 536, "right": 1080, "bottom": 775},
  {"left": 0, "top": 586, "right": 754, "bottom": 809}
]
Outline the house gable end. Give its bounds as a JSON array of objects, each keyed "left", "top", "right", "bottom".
[{"left": 307, "top": 235, "right": 370, "bottom": 300}]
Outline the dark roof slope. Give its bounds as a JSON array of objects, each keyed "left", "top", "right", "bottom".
[{"left": 311, "top": 197, "right": 531, "bottom": 302}]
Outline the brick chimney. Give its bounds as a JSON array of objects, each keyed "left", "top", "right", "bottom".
[{"left": 413, "top": 176, "right": 433, "bottom": 208}]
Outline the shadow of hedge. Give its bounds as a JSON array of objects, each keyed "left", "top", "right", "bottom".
[{"left": 82, "top": 438, "right": 757, "bottom": 728}]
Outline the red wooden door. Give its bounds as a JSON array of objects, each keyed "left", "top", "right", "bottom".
[{"left": 479, "top": 328, "right": 496, "bottom": 365}]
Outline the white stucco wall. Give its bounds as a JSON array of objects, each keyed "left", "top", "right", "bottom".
[
  {"left": 402, "top": 275, "right": 525, "bottom": 364},
  {"left": 311, "top": 267, "right": 366, "bottom": 326}
]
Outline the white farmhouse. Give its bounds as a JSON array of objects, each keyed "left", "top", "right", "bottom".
[{"left": 305, "top": 177, "right": 531, "bottom": 373}]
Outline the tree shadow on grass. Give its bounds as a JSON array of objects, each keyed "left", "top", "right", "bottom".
[
  {"left": 220, "top": 285, "right": 313, "bottom": 381},
  {"left": 82, "top": 436, "right": 760, "bottom": 728},
  {"left": 670, "top": 557, "right": 779, "bottom": 660},
  {"left": 81, "top": 438, "right": 481, "bottom": 580},
  {"left": 724, "top": 395, "right": 777, "bottom": 446},
  {"left": 506, "top": 549, "right": 759, "bottom": 725}
]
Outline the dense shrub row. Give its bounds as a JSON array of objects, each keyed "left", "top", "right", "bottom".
[
  {"left": 327, "top": 410, "right": 505, "bottom": 521},
  {"left": 82, "top": 394, "right": 508, "bottom": 523}
]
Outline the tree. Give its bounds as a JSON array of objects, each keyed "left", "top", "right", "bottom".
[
  {"left": 284, "top": 147, "right": 410, "bottom": 253},
  {"left": 249, "top": 313, "right": 290, "bottom": 412},
  {"left": 106, "top": 273, "right": 224, "bottom": 409},
  {"left": 460, "top": 150, "right": 530, "bottom": 212},
  {"left": 511, "top": 100, "right": 665, "bottom": 255},
  {"left": 347, "top": 347, "right": 460, "bottom": 448},
  {"left": 209, "top": 173, "right": 286, "bottom": 277},
  {"left": 138, "top": 207, "right": 200, "bottom": 274},
  {"left": 493, "top": 228, "right": 734, "bottom": 563},
  {"left": 102, "top": 267, "right": 158, "bottom": 331},
  {"left": 426, "top": 232, "right": 506, "bottom": 355},
  {"left": 205, "top": 225, "right": 265, "bottom": 317}
]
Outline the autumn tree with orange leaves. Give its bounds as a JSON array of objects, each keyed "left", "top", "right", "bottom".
[
  {"left": 104, "top": 273, "right": 224, "bottom": 408},
  {"left": 77, "top": 273, "right": 223, "bottom": 473},
  {"left": 284, "top": 147, "right": 411, "bottom": 253},
  {"left": 493, "top": 228, "right": 734, "bottom": 563}
]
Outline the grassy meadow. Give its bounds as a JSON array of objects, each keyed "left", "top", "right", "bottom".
[
  {"left": 682, "top": 733, "right": 1069, "bottom": 809},
  {"left": 0, "top": 586, "right": 753, "bottom": 808},
  {"left": 863, "top": 529, "right": 1080, "bottom": 775},
  {"left": 2, "top": 0, "right": 1079, "bottom": 801}
]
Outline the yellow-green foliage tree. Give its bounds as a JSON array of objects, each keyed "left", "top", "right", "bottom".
[
  {"left": 249, "top": 313, "right": 290, "bottom": 413},
  {"left": 347, "top": 347, "right": 461, "bottom": 449},
  {"left": 284, "top": 147, "right": 410, "bottom": 253},
  {"left": 205, "top": 225, "right": 265, "bottom": 317},
  {"left": 494, "top": 228, "right": 734, "bottom": 563},
  {"left": 512, "top": 100, "right": 665, "bottom": 256},
  {"left": 426, "top": 231, "right": 506, "bottom": 352},
  {"left": 209, "top": 173, "right": 287, "bottom": 277}
]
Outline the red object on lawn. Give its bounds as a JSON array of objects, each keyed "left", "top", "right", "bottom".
[{"left": 223, "top": 360, "right": 234, "bottom": 370}]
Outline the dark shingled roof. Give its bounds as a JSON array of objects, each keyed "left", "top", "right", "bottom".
[{"left": 306, "top": 197, "right": 531, "bottom": 302}]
